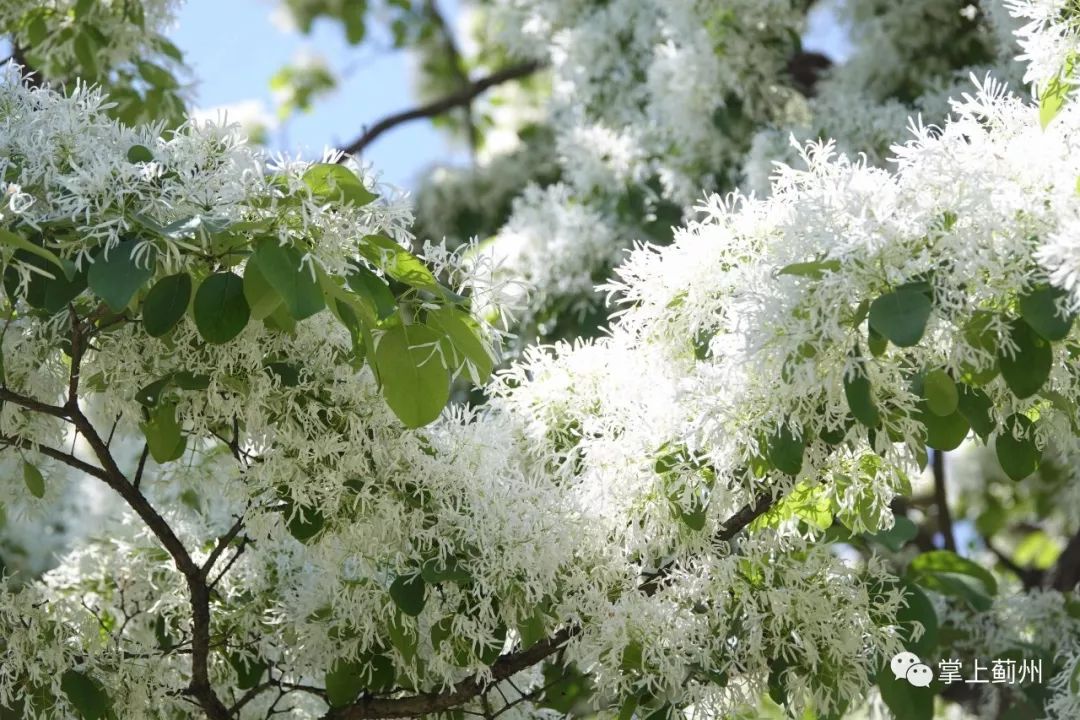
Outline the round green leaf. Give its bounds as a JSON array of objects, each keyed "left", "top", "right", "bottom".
[
  {"left": 286, "top": 504, "right": 326, "bottom": 544},
  {"left": 88, "top": 239, "right": 156, "bottom": 313},
  {"left": 389, "top": 573, "right": 426, "bottom": 617},
  {"left": 922, "top": 370, "right": 958, "bottom": 417},
  {"left": 995, "top": 414, "right": 1042, "bottom": 481},
  {"left": 242, "top": 260, "right": 283, "bottom": 321},
  {"left": 766, "top": 424, "right": 805, "bottom": 476},
  {"left": 22, "top": 460, "right": 45, "bottom": 499},
  {"left": 374, "top": 324, "right": 450, "bottom": 428},
  {"left": 896, "top": 581, "right": 938, "bottom": 657},
  {"left": 346, "top": 265, "right": 396, "bottom": 320},
  {"left": 388, "top": 612, "right": 419, "bottom": 662},
  {"left": 228, "top": 654, "right": 268, "bottom": 691},
  {"left": 998, "top": 319, "right": 1052, "bottom": 399},
  {"left": 844, "top": 369, "right": 879, "bottom": 428},
  {"left": 126, "top": 144, "right": 154, "bottom": 163},
  {"left": 303, "top": 163, "right": 377, "bottom": 207},
  {"left": 325, "top": 660, "right": 364, "bottom": 708},
  {"left": 428, "top": 307, "right": 494, "bottom": 385},
  {"left": 358, "top": 234, "right": 439, "bottom": 290},
  {"left": 139, "top": 401, "right": 186, "bottom": 463},
  {"left": 61, "top": 670, "right": 111, "bottom": 720},
  {"left": 1019, "top": 284, "right": 1074, "bottom": 341},
  {"left": 141, "top": 273, "right": 191, "bottom": 337},
  {"left": 193, "top": 272, "right": 250, "bottom": 344},
  {"left": 956, "top": 384, "right": 994, "bottom": 440},
  {"left": 919, "top": 405, "right": 969, "bottom": 451},
  {"left": 253, "top": 238, "right": 325, "bottom": 320},
  {"left": 869, "top": 288, "right": 932, "bottom": 348},
  {"left": 868, "top": 327, "right": 888, "bottom": 357},
  {"left": 876, "top": 666, "right": 934, "bottom": 720}
]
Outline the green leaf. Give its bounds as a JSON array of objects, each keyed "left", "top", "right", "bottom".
[
  {"left": 374, "top": 324, "right": 450, "bottom": 428},
  {"left": 1019, "top": 284, "right": 1074, "bottom": 341},
  {"left": 420, "top": 556, "right": 471, "bottom": 584},
  {"left": 22, "top": 460, "right": 45, "bottom": 499},
  {"left": 346, "top": 265, "right": 397, "bottom": 320},
  {"left": 88, "top": 239, "right": 156, "bottom": 313},
  {"left": 303, "top": 163, "right": 377, "bottom": 207},
  {"left": 869, "top": 288, "right": 932, "bottom": 348},
  {"left": 866, "top": 516, "right": 918, "bottom": 553},
  {"left": 358, "top": 234, "right": 439, "bottom": 291},
  {"left": 0, "top": 229, "right": 72, "bottom": 280},
  {"left": 776, "top": 259, "right": 840, "bottom": 279},
  {"left": 518, "top": 605, "right": 548, "bottom": 650},
  {"left": 242, "top": 259, "right": 284, "bottom": 321},
  {"left": 61, "top": 670, "right": 112, "bottom": 720},
  {"left": 253, "top": 238, "right": 325, "bottom": 320},
  {"left": 389, "top": 573, "right": 426, "bottom": 617},
  {"left": 922, "top": 370, "right": 958, "bottom": 417},
  {"left": 228, "top": 654, "right": 267, "bottom": 690},
  {"left": 900, "top": 581, "right": 938, "bottom": 655},
  {"left": 920, "top": 405, "right": 969, "bottom": 451},
  {"left": 10, "top": 256, "right": 85, "bottom": 314},
  {"left": 876, "top": 666, "right": 933, "bottom": 720},
  {"left": 868, "top": 327, "right": 888, "bottom": 357},
  {"left": 1040, "top": 53, "right": 1075, "bottom": 129},
  {"left": 136, "top": 61, "right": 177, "bottom": 89},
  {"left": 998, "top": 318, "right": 1052, "bottom": 399},
  {"left": 284, "top": 502, "right": 326, "bottom": 544},
  {"left": 26, "top": 14, "right": 48, "bottom": 47},
  {"left": 909, "top": 550, "right": 998, "bottom": 596},
  {"left": 388, "top": 612, "right": 419, "bottom": 662},
  {"left": 995, "top": 413, "right": 1042, "bottom": 481},
  {"left": 428, "top": 306, "right": 494, "bottom": 384},
  {"left": 139, "top": 401, "right": 186, "bottom": 463},
  {"left": 193, "top": 272, "right": 250, "bottom": 344},
  {"left": 141, "top": 273, "right": 191, "bottom": 337},
  {"left": 766, "top": 424, "right": 805, "bottom": 476},
  {"left": 844, "top": 369, "right": 879, "bottom": 427},
  {"left": 956, "top": 384, "right": 994, "bottom": 440},
  {"left": 325, "top": 660, "right": 365, "bottom": 708},
  {"left": 73, "top": 31, "right": 98, "bottom": 78},
  {"left": 126, "top": 145, "right": 154, "bottom": 163}
]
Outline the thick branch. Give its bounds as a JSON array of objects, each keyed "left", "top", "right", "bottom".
[
  {"left": 339, "top": 61, "right": 542, "bottom": 157},
  {"left": 1046, "top": 528, "right": 1080, "bottom": 591},
  {"left": 59, "top": 316, "right": 232, "bottom": 720},
  {"left": 325, "top": 628, "right": 577, "bottom": 720},
  {"left": 932, "top": 450, "right": 956, "bottom": 552}
]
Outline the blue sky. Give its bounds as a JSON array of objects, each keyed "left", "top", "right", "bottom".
[
  {"left": 171, "top": 1, "right": 850, "bottom": 189},
  {"left": 171, "top": 0, "right": 466, "bottom": 189}
]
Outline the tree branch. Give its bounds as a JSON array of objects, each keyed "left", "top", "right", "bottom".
[
  {"left": 324, "top": 628, "right": 578, "bottom": 720},
  {"left": 1046, "top": 527, "right": 1080, "bottom": 591},
  {"left": 0, "top": 434, "right": 108, "bottom": 481},
  {"left": 58, "top": 313, "right": 232, "bottom": 720},
  {"left": 338, "top": 61, "right": 542, "bottom": 157},
  {"left": 327, "top": 490, "right": 778, "bottom": 719},
  {"left": 422, "top": 0, "right": 478, "bottom": 155},
  {"left": 932, "top": 450, "right": 956, "bottom": 552}
]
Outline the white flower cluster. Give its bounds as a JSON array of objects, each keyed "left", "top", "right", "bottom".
[
  {"left": 0, "top": 0, "right": 182, "bottom": 78},
  {"left": 935, "top": 589, "right": 1080, "bottom": 719}
]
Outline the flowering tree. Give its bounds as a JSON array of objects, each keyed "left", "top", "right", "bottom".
[{"left": 1, "top": 1, "right": 1080, "bottom": 719}]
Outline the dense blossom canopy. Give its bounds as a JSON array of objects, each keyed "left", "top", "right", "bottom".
[{"left": 1, "top": 1, "right": 1080, "bottom": 720}]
